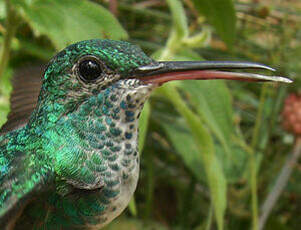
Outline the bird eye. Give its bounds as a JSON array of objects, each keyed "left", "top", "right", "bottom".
[{"left": 78, "top": 58, "right": 102, "bottom": 82}]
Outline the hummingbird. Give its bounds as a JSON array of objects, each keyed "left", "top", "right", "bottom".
[{"left": 0, "top": 39, "right": 291, "bottom": 230}]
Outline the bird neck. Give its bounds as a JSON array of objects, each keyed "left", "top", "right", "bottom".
[{"left": 24, "top": 81, "right": 152, "bottom": 190}]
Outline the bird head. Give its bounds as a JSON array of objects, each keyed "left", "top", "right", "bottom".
[{"left": 30, "top": 39, "right": 291, "bottom": 127}]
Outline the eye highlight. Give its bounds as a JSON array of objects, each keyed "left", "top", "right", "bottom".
[{"left": 78, "top": 57, "right": 103, "bottom": 82}]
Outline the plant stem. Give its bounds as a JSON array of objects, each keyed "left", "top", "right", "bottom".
[
  {"left": 0, "top": 0, "right": 18, "bottom": 80},
  {"left": 258, "top": 138, "right": 301, "bottom": 230},
  {"left": 251, "top": 84, "right": 268, "bottom": 149},
  {"left": 205, "top": 204, "right": 213, "bottom": 230},
  {"left": 144, "top": 150, "right": 155, "bottom": 219},
  {"left": 250, "top": 84, "right": 268, "bottom": 230},
  {"left": 249, "top": 149, "right": 258, "bottom": 230},
  {"left": 158, "top": 84, "right": 226, "bottom": 230},
  {"left": 128, "top": 198, "right": 137, "bottom": 217}
]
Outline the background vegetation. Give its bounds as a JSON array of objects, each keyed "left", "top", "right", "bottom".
[{"left": 0, "top": 0, "right": 300, "bottom": 229}]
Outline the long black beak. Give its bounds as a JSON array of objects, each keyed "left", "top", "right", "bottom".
[{"left": 134, "top": 61, "right": 292, "bottom": 84}]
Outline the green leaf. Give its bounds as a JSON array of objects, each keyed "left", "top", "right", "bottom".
[
  {"left": 128, "top": 198, "right": 137, "bottom": 217},
  {"left": 0, "top": 1, "right": 6, "bottom": 19},
  {"left": 215, "top": 145, "right": 248, "bottom": 183},
  {"left": 0, "top": 69, "right": 13, "bottom": 128},
  {"left": 166, "top": 0, "right": 188, "bottom": 39},
  {"left": 13, "top": 0, "right": 128, "bottom": 50},
  {"left": 192, "top": 0, "right": 236, "bottom": 48},
  {"left": 158, "top": 49, "right": 248, "bottom": 183},
  {"left": 158, "top": 84, "right": 226, "bottom": 230},
  {"left": 179, "top": 80, "right": 234, "bottom": 156},
  {"left": 139, "top": 101, "right": 151, "bottom": 153},
  {"left": 180, "top": 80, "right": 248, "bottom": 183},
  {"left": 162, "top": 117, "right": 206, "bottom": 183}
]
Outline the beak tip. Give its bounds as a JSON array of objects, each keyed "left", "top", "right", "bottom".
[
  {"left": 279, "top": 77, "right": 293, "bottom": 83},
  {"left": 253, "top": 63, "right": 275, "bottom": 72},
  {"left": 268, "top": 76, "right": 293, "bottom": 83},
  {"left": 268, "top": 67, "right": 276, "bottom": 72}
]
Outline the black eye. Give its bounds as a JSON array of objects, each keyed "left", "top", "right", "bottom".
[{"left": 78, "top": 58, "right": 102, "bottom": 82}]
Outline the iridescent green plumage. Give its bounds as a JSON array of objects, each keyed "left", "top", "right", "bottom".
[
  {"left": 0, "top": 39, "right": 290, "bottom": 230},
  {"left": 0, "top": 39, "right": 155, "bottom": 229}
]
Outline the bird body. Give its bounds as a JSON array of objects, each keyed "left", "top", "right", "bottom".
[
  {"left": 0, "top": 39, "right": 291, "bottom": 229},
  {"left": 0, "top": 40, "right": 156, "bottom": 229},
  {"left": 0, "top": 83, "right": 149, "bottom": 229}
]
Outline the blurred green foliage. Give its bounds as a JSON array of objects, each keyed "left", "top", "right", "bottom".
[{"left": 0, "top": 0, "right": 300, "bottom": 230}]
